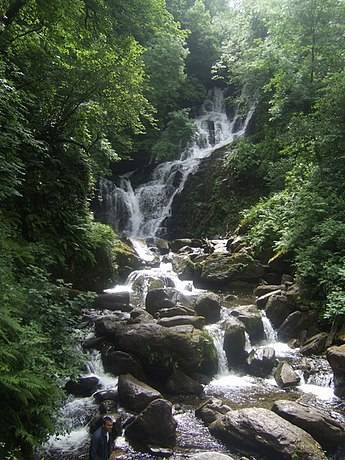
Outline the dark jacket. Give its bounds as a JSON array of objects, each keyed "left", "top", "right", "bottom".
[{"left": 90, "top": 426, "right": 113, "bottom": 460}]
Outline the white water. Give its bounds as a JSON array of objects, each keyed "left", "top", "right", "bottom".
[{"left": 99, "top": 88, "right": 255, "bottom": 238}]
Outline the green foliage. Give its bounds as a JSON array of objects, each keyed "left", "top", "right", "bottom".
[{"left": 152, "top": 109, "right": 197, "bottom": 161}]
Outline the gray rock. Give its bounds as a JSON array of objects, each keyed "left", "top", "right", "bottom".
[
  {"left": 247, "top": 347, "right": 276, "bottom": 377},
  {"left": 190, "top": 453, "right": 234, "bottom": 460},
  {"left": 265, "top": 294, "right": 295, "bottom": 329},
  {"left": 254, "top": 284, "right": 282, "bottom": 297},
  {"left": 272, "top": 399, "right": 345, "bottom": 449},
  {"left": 300, "top": 333, "right": 329, "bottom": 356},
  {"left": 278, "top": 311, "right": 319, "bottom": 342},
  {"left": 195, "top": 292, "right": 221, "bottom": 324},
  {"left": 145, "top": 288, "right": 191, "bottom": 316},
  {"left": 158, "top": 315, "right": 205, "bottom": 329},
  {"left": 274, "top": 361, "right": 300, "bottom": 388},
  {"left": 327, "top": 345, "right": 345, "bottom": 397},
  {"left": 195, "top": 398, "right": 231, "bottom": 425},
  {"left": 130, "top": 308, "right": 155, "bottom": 323},
  {"left": 230, "top": 304, "right": 264, "bottom": 343},
  {"left": 125, "top": 399, "right": 177, "bottom": 447},
  {"left": 223, "top": 318, "right": 247, "bottom": 368},
  {"left": 157, "top": 305, "right": 195, "bottom": 318},
  {"left": 169, "top": 239, "right": 204, "bottom": 252},
  {"left": 118, "top": 374, "right": 162, "bottom": 413},
  {"left": 209, "top": 407, "right": 327, "bottom": 460},
  {"left": 255, "top": 289, "right": 281, "bottom": 309}
]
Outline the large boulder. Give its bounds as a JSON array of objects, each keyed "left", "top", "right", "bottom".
[
  {"left": 300, "top": 333, "right": 329, "bottom": 356},
  {"left": 195, "top": 252, "right": 265, "bottom": 288},
  {"left": 256, "top": 289, "right": 281, "bottom": 309},
  {"left": 247, "top": 347, "right": 276, "bottom": 378},
  {"left": 195, "top": 398, "right": 231, "bottom": 426},
  {"left": 254, "top": 284, "right": 282, "bottom": 297},
  {"left": 118, "top": 374, "right": 162, "bottom": 413},
  {"left": 65, "top": 376, "right": 100, "bottom": 397},
  {"left": 102, "top": 349, "right": 145, "bottom": 379},
  {"left": 157, "top": 305, "right": 195, "bottom": 318},
  {"left": 209, "top": 407, "right": 327, "bottom": 460},
  {"left": 195, "top": 293, "right": 221, "bottom": 324},
  {"left": 125, "top": 399, "right": 177, "bottom": 447},
  {"left": 265, "top": 294, "right": 295, "bottom": 329},
  {"left": 158, "top": 315, "right": 205, "bottom": 329},
  {"left": 98, "top": 322, "right": 218, "bottom": 378},
  {"left": 230, "top": 305, "right": 264, "bottom": 343},
  {"left": 274, "top": 361, "right": 300, "bottom": 388},
  {"left": 171, "top": 254, "right": 198, "bottom": 281},
  {"left": 272, "top": 399, "right": 345, "bottom": 450},
  {"left": 327, "top": 344, "right": 345, "bottom": 397},
  {"left": 145, "top": 288, "right": 191, "bottom": 316},
  {"left": 130, "top": 308, "right": 155, "bottom": 323},
  {"left": 165, "top": 368, "right": 203, "bottom": 395},
  {"left": 223, "top": 318, "right": 247, "bottom": 368}
]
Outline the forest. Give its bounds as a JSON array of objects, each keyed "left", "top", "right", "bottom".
[{"left": 1, "top": 0, "right": 345, "bottom": 458}]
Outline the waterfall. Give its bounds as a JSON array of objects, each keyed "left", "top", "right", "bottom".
[
  {"left": 205, "top": 323, "right": 228, "bottom": 375},
  {"left": 98, "top": 88, "right": 255, "bottom": 238}
]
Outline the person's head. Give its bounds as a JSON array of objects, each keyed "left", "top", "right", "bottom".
[{"left": 102, "top": 416, "right": 113, "bottom": 433}]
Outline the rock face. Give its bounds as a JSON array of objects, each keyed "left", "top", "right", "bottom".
[
  {"left": 223, "top": 318, "right": 247, "bottom": 368},
  {"left": 125, "top": 399, "right": 177, "bottom": 448},
  {"left": 327, "top": 344, "right": 345, "bottom": 397},
  {"left": 272, "top": 399, "right": 345, "bottom": 450},
  {"left": 194, "top": 293, "right": 221, "bottom": 323},
  {"left": 118, "top": 374, "right": 162, "bottom": 413},
  {"left": 230, "top": 304, "right": 264, "bottom": 343},
  {"left": 96, "top": 321, "right": 217, "bottom": 378},
  {"left": 247, "top": 347, "right": 276, "bottom": 377},
  {"left": 195, "top": 252, "right": 265, "bottom": 288},
  {"left": 274, "top": 361, "right": 300, "bottom": 388},
  {"left": 209, "top": 407, "right": 327, "bottom": 460}
]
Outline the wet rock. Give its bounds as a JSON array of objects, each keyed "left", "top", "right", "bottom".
[
  {"left": 223, "top": 317, "right": 247, "bottom": 368},
  {"left": 277, "top": 310, "right": 319, "bottom": 342},
  {"left": 171, "top": 254, "right": 197, "bottom": 281},
  {"left": 226, "top": 235, "right": 246, "bottom": 253},
  {"left": 255, "top": 289, "right": 281, "bottom": 309},
  {"left": 65, "top": 376, "right": 100, "bottom": 397},
  {"left": 118, "top": 374, "right": 162, "bottom": 413},
  {"left": 247, "top": 347, "right": 276, "bottom": 378},
  {"left": 195, "top": 398, "right": 231, "bottom": 425},
  {"left": 327, "top": 344, "right": 345, "bottom": 397},
  {"left": 104, "top": 322, "right": 218, "bottom": 378},
  {"left": 145, "top": 288, "right": 191, "bottom": 316},
  {"left": 148, "top": 446, "right": 174, "bottom": 457},
  {"left": 95, "top": 315, "right": 127, "bottom": 337},
  {"left": 165, "top": 368, "right": 203, "bottom": 395},
  {"left": 158, "top": 315, "right": 205, "bottom": 329},
  {"left": 196, "top": 252, "right": 265, "bottom": 288},
  {"left": 300, "top": 333, "right": 329, "bottom": 356},
  {"left": 209, "top": 407, "right": 327, "bottom": 460},
  {"left": 274, "top": 361, "right": 300, "bottom": 388},
  {"left": 169, "top": 239, "right": 204, "bottom": 252},
  {"left": 153, "top": 238, "right": 170, "bottom": 255},
  {"left": 125, "top": 399, "right": 177, "bottom": 447},
  {"left": 93, "top": 389, "right": 118, "bottom": 403},
  {"left": 95, "top": 292, "right": 131, "bottom": 311},
  {"left": 131, "top": 274, "right": 167, "bottom": 294},
  {"left": 265, "top": 294, "right": 295, "bottom": 329},
  {"left": 190, "top": 453, "right": 234, "bottom": 460},
  {"left": 102, "top": 349, "right": 145, "bottom": 379},
  {"left": 254, "top": 284, "right": 281, "bottom": 297},
  {"left": 195, "top": 292, "right": 221, "bottom": 324},
  {"left": 272, "top": 399, "right": 345, "bottom": 450},
  {"left": 83, "top": 335, "right": 105, "bottom": 350},
  {"left": 230, "top": 305, "right": 264, "bottom": 343},
  {"left": 157, "top": 305, "right": 195, "bottom": 318}
]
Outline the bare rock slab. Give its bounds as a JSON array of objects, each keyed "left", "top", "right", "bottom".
[
  {"left": 118, "top": 374, "right": 162, "bottom": 413},
  {"left": 209, "top": 407, "right": 327, "bottom": 460}
]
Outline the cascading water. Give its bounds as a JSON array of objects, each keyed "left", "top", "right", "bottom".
[{"left": 98, "top": 88, "right": 255, "bottom": 238}]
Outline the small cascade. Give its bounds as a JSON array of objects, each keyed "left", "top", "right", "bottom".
[
  {"left": 98, "top": 88, "right": 255, "bottom": 238},
  {"left": 205, "top": 323, "right": 228, "bottom": 375},
  {"left": 262, "top": 311, "right": 277, "bottom": 342}
]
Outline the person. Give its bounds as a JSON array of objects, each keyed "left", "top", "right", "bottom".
[{"left": 90, "top": 415, "right": 114, "bottom": 460}]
